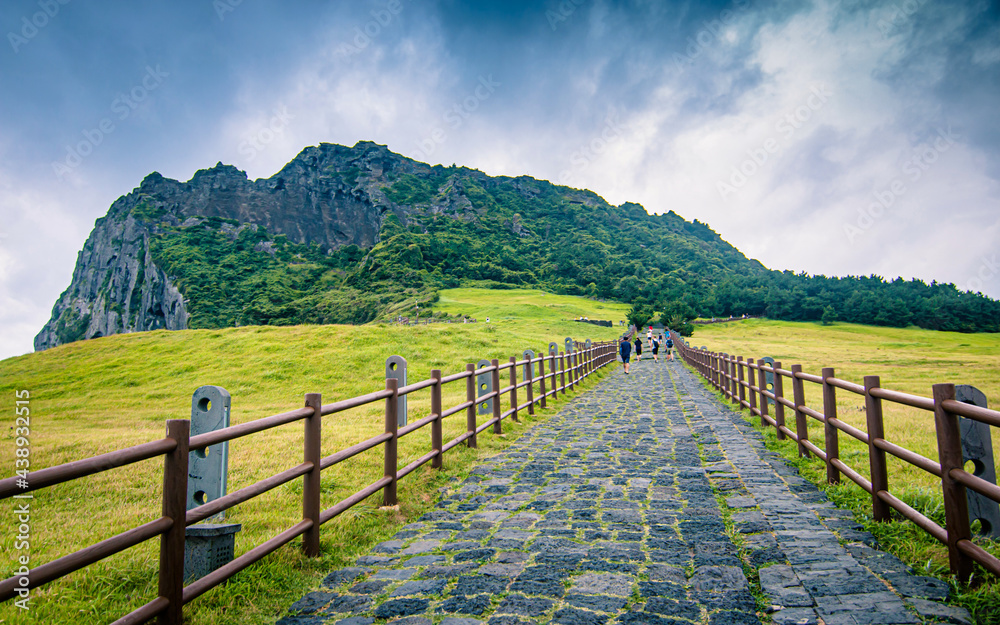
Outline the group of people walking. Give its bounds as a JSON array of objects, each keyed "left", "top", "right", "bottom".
[{"left": 618, "top": 327, "right": 673, "bottom": 374}]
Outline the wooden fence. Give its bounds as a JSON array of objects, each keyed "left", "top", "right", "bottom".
[
  {"left": 673, "top": 334, "right": 1000, "bottom": 580},
  {"left": 0, "top": 339, "right": 617, "bottom": 624}
]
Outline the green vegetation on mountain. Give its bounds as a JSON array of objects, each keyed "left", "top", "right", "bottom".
[{"left": 141, "top": 160, "right": 1000, "bottom": 334}]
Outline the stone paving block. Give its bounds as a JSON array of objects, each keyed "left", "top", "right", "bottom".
[
  {"left": 286, "top": 591, "right": 335, "bottom": 615},
  {"left": 325, "top": 595, "right": 373, "bottom": 613},
  {"left": 769, "top": 607, "right": 819, "bottom": 624},
  {"left": 437, "top": 594, "right": 492, "bottom": 615},
  {"left": 690, "top": 565, "right": 748, "bottom": 592},
  {"left": 371, "top": 568, "right": 418, "bottom": 581},
  {"left": 400, "top": 540, "right": 441, "bottom": 555},
  {"left": 350, "top": 580, "right": 390, "bottom": 595},
  {"left": 390, "top": 579, "right": 448, "bottom": 597},
  {"left": 322, "top": 567, "right": 370, "bottom": 588},
  {"left": 564, "top": 593, "right": 629, "bottom": 613},
  {"left": 905, "top": 598, "right": 974, "bottom": 624},
  {"left": 569, "top": 573, "right": 633, "bottom": 596},
  {"left": 884, "top": 572, "right": 951, "bottom": 600}
]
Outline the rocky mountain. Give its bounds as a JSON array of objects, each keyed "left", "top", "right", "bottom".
[
  {"left": 36, "top": 141, "right": 1000, "bottom": 351},
  {"left": 36, "top": 141, "right": 763, "bottom": 350}
]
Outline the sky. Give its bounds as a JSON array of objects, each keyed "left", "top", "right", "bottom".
[{"left": 1, "top": 0, "right": 998, "bottom": 360}]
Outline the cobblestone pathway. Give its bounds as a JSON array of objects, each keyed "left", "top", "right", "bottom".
[{"left": 278, "top": 358, "right": 973, "bottom": 625}]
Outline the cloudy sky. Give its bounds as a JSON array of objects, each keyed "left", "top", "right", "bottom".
[{"left": 1, "top": 0, "right": 998, "bottom": 360}]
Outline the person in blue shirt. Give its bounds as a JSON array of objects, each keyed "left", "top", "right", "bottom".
[{"left": 619, "top": 336, "right": 632, "bottom": 374}]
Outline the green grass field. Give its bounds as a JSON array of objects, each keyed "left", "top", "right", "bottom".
[
  {"left": 687, "top": 319, "right": 1000, "bottom": 491},
  {"left": 0, "top": 289, "right": 626, "bottom": 624},
  {"left": 686, "top": 318, "right": 1000, "bottom": 623}
]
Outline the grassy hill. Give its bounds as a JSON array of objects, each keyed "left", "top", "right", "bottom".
[{"left": 0, "top": 289, "right": 624, "bottom": 625}]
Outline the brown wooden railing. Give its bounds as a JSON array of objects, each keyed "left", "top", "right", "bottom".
[
  {"left": 673, "top": 334, "right": 1000, "bottom": 580},
  {"left": 0, "top": 339, "right": 617, "bottom": 623}
]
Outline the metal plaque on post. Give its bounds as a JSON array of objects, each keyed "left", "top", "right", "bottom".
[
  {"left": 522, "top": 349, "right": 536, "bottom": 380},
  {"left": 956, "top": 385, "right": 1000, "bottom": 538},
  {"left": 477, "top": 359, "right": 493, "bottom": 416},
  {"left": 386, "top": 355, "right": 408, "bottom": 426},
  {"left": 760, "top": 356, "right": 776, "bottom": 405}
]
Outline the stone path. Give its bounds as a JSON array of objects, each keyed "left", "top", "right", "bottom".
[{"left": 277, "top": 358, "right": 973, "bottom": 625}]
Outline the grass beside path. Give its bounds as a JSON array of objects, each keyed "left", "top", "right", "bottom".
[
  {"left": 687, "top": 318, "right": 1000, "bottom": 492},
  {"left": 0, "top": 288, "right": 621, "bottom": 625}
]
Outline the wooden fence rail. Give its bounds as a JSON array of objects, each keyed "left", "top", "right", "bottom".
[
  {"left": 673, "top": 334, "right": 1000, "bottom": 580},
  {"left": 0, "top": 339, "right": 617, "bottom": 624}
]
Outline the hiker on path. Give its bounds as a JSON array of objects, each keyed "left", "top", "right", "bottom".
[
  {"left": 619, "top": 336, "right": 632, "bottom": 374},
  {"left": 665, "top": 335, "right": 674, "bottom": 361},
  {"left": 634, "top": 336, "right": 642, "bottom": 361},
  {"left": 651, "top": 335, "right": 659, "bottom": 362}
]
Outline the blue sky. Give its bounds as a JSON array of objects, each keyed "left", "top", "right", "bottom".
[{"left": 1, "top": 0, "right": 998, "bottom": 359}]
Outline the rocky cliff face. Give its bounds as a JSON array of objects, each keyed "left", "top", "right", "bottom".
[
  {"left": 35, "top": 141, "right": 431, "bottom": 351},
  {"left": 34, "top": 212, "right": 189, "bottom": 350}
]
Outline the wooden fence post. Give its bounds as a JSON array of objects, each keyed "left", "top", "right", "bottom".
[
  {"left": 791, "top": 364, "right": 809, "bottom": 458},
  {"left": 303, "top": 393, "right": 322, "bottom": 556},
  {"left": 559, "top": 352, "right": 567, "bottom": 396},
  {"left": 431, "top": 370, "right": 443, "bottom": 469},
  {"left": 539, "top": 354, "right": 548, "bottom": 409},
  {"left": 491, "top": 359, "right": 502, "bottom": 434},
  {"left": 158, "top": 419, "right": 190, "bottom": 625},
  {"left": 383, "top": 378, "right": 398, "bottom": 506},
  {"left": 465, "top": 363, "right": 477, "bottom": 448},
  {"left": 729, "top": 356, "right": 743, "bottom": 409},
  {"left": 821, "top": 367, "right": 841, "bottom": 484},
  {"left": 747, "top": 358, "right": 759, "bottom": 420},
  {"left": 727, "top": 354, "right": 736, "bottom": 402},
  {"left": 720, "top": 354, "right": 728, "bottom": 399},
  {"left": 566, "top": 350, "right": 574, "bottom": 392},
  {"left": 509, "top": 356, "right": 519, "bottom": 422},
  {"left": 737, "top": 356, "right": 747, "bottom": 409},
  {"left": 524, "top": 355, "right": 534, "bottom": 415},
  {"left": 933, "top": 383, "right": 974, "bottom": 580},
  {"left": 864, "top": 375, "right": 890, "bottom": 522},
  {"left": 772, "top": 361, "right": 786, "bottom": 441}
]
